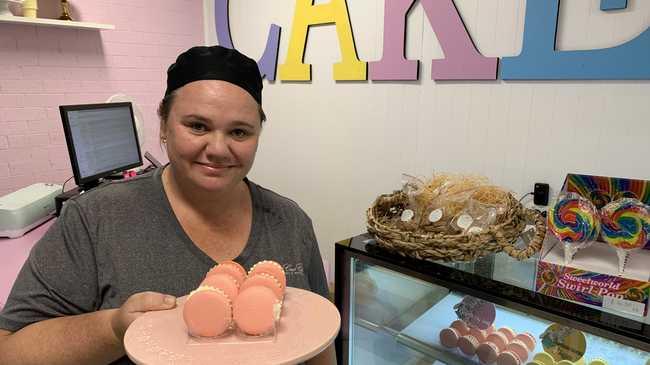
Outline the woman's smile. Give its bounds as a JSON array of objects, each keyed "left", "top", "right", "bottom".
[{"left": 195, "top": 161, "right": 236, "bottom": 175}]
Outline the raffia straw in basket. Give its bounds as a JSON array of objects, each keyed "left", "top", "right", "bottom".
[{"left": 366, "top": 191, "right": 546, "bottom": 262}]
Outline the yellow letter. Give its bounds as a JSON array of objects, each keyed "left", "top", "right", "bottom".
[{"left": 279, "top": 0, "right": 367, "bottom": 81}]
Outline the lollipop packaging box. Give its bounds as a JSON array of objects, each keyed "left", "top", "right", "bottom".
[{"left": 536, "top": 173, "right": 650, "bottom": 318}]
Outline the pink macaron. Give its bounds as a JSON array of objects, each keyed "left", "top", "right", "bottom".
[
  {"left": 240, "top": 272, "right": 284, "bottom": 300},
  {"left": 496, "top": 350, "right": 522, "bottom": 365},
  {"left": 439, "top": 327, "right": 460, "bottom": 348},
  {"left": 506, "top": 340, "right": 529, "bottom": 362},
  {"left": 469, "top": 327, "right": 487, "bottom": 342},
  {"left": 450, "top": 319, "right": 470, "bottom": 336},
  {"left": 486, "top": 332, "right": 509, "bottom": 351},
  {"left": 207, "top": 261, "right": 247, "bottom": 287},
  {"left": 233, "top": 285, "right": 281, "bottom": 336},
  {"left": 183, "top": 286, "right": 232, "bottom": 338},
  {"left": 200, "top": 272, "right": 239, "bottom": 303},
  {"left": 514, "top": 332, "right": 536, "bottom": 352},
  {"left": 249, "top": 260, "right": 286, "bottom": 291},
  {"left": 458, "top": 335, "right": 480, "bottom": 356},
  {"left": 476, "top": 342, "right": 500, "bottom": 364},
  {"left": 497, "top": 327, "right": 516, "bottom": 342}
]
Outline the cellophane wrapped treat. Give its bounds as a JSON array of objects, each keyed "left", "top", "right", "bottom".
[
  {"left": 419, "top": 174, "right": 490, "bottom": 234},
  {"left": 450, "top": 185, "right": 511, "bottom": 234},
  {"left": 390, "top": 173, "right": 512, "bottom": 236},
  {"left": 396, "top": 174, "right": 428, "bottom": 231}
]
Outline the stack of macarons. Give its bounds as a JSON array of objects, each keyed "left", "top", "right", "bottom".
[
  {"left": 495, "top": 330, "right": 536, "bottom": 365},
  {"left": 183, "top": 260, "right": 286, "bottom": 338},
  {"left": 439, "top": 320, "right": 536, "bottom": 364}
]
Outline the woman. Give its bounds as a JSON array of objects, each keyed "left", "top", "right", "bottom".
[{"left": 0, "top": 46, "right": 335, "bottom": 364}]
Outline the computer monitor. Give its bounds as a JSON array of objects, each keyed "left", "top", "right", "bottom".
[{"left": 59, "top": 102, "right": 143, "bottom": 190}]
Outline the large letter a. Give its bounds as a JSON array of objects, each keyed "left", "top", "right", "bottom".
[{"left": 279, "top": 0, "right": 367, "bottom": 81}]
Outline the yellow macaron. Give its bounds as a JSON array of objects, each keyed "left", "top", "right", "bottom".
[
  {"left": 588, "top": 359, "right": 608, "bottom": 365},
  {"left": 533, "top": 352, "right": 556, "bottom": 365}
]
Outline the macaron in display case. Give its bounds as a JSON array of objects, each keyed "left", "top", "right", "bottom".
[{"left": 335, "top": 234, "right": 650, "bottom": 365}]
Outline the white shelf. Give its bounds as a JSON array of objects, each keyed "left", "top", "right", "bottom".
[{"left": 0, "top": 15, "right": 114, "bottom": 30}]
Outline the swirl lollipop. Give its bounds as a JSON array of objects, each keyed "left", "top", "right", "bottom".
[
  {"left": 548, "top": 193, "right": 600, "bottom": 265},
  {"left": 600, "top": 198, "right": 650, "bottom": 274}
]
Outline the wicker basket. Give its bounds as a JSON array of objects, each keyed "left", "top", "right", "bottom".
[{"left": 366, "top": 191, "right": 546, "bottom": 262}]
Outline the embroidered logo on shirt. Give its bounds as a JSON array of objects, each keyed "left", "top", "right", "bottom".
[{"left": 283, "top": 263, "right": 304, "bottom": 276}]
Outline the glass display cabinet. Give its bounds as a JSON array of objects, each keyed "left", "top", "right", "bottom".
[{"left": 334, "top": 233, "right": 650, "bottom": 365}]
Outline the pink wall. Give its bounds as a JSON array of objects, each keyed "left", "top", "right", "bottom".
[{"left": 0, "top": 0, "right": 203, "bottom": 196}]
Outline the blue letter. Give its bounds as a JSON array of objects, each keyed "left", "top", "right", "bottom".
[{"left": 500, "top": 0, "right": 650, "bottom": 80}]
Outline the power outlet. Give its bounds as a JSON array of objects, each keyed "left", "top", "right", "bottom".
[{"left": 534, "top": 183, "right": 550, "bottom": 206}]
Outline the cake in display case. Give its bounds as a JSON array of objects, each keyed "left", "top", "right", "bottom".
[{"left": 334, "top": 234, "right": 650, "bottom": 365}]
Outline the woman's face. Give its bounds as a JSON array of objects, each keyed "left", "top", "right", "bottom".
[{"left": 161, "top": 80, "right": 262, "bottom": 194}]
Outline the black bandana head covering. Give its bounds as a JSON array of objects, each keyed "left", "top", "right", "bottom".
[{"left": 165, "top": 45, "right": 262, "bottom": 105}]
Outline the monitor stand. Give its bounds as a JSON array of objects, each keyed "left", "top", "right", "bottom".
[
  {"left": 54, "top": 180, "right": 103, "bottom": 216},
  {"left": 103, "top": 172, "right": 125, "bottom": 181},
  {"left": 79, "top": 179, "right": 101, "bottom": 191}
]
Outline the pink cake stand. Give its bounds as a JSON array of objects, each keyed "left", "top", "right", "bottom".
[{"left": 124, "top": 287, "right": 340, "bottom": 365}]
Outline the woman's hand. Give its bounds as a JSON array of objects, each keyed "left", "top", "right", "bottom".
[
  {"left": 110, "top": 291, "right": 177, "bottom": 342},
  {"left": 0, "top": 295, "right": 176, "bottom": 365}
]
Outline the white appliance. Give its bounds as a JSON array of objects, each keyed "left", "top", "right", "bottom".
[{"left": 0, "top": 183, "right": 62, "bottom": 238}]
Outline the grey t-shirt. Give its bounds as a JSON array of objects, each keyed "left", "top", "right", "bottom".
[{"left": 0, "top": 167, "right": 329, "bottom": 364}]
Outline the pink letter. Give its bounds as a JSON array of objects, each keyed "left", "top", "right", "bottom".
[
  {"left": 369, "top": 0, "right": 418, "bottom": 80},
  {"left": 420, "top": 0, "right": 497, "bottom": 80}
]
